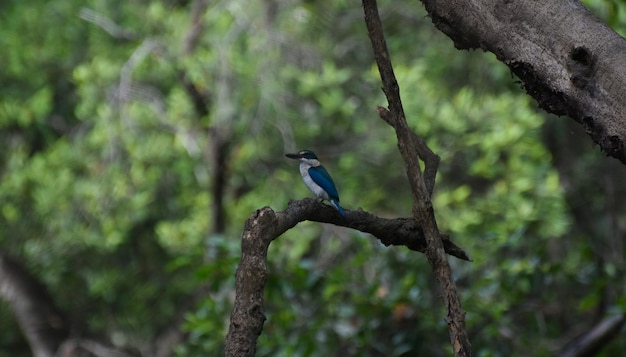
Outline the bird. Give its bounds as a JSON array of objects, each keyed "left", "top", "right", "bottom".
[{"left": 285, "top": 149, "right": 345, "bottom": 217}]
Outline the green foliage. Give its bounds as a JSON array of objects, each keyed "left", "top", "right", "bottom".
[
  {"left": 583, "top": 0, "right": 626, "bottom": 36},
  {"left": 1, "top": 0, "right": 625, "bottom": 356}
]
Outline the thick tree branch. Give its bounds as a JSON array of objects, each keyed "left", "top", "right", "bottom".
[
  {"left": 291, "top": 199, "right": 468, "bottom": 260},
  {"left": 420, "top": 0, "right": 626, "bottom": 163},
  {"left": 362, "top": 0, "right": 471, "bottom": 356},
  {"left": 224, "top": 200, "right": 470, "bottom": 356}
]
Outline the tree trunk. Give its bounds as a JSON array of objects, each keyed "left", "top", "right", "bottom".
[{"left": 420, "top": 0, "right": 626, "bottom": 163}]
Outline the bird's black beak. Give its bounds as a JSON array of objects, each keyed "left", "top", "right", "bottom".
[{"left": 285, "top": 153, "right": 301, "bottom": 159}]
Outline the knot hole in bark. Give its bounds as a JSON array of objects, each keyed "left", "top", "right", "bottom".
[
  {"left": 569, "top": 46, "right": 594, "bottom": 89},
  {"left": 571, "top": 46, "right": 592, "bottom": 67}
]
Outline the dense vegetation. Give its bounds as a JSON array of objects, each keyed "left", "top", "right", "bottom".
[{"left": 1, "top": 0, "right": 625, "bottom": 356}]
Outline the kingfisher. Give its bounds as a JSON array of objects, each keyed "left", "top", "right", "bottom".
[{"left": 285, "top": 149, "right": 345, "bottom": 217}]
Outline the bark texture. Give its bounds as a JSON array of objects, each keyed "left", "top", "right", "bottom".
[
  {"left": 363, "top": 0, "right": 471, "bottom": 355},
  {"left": 224, "top": 199, "right": 469, "bottom": 356},
  {"left": 421, "top": 0, "right": 626, "bottom": 163}
]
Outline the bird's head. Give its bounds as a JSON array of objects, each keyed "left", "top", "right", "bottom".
[{"left": 285, "top": 150, "right": 320, "bottom": 165}]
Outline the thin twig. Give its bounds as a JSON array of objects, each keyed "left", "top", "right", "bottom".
[{"left": 78, "top": 8, "right": 137, "bottom": 40}]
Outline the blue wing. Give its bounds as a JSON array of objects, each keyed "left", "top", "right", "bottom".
[
  {"left": 308, "top": 166, "right": 340, "bottom": 201},
  {"left": 308, "top": 166, "right": 345, "bottom": 217}
]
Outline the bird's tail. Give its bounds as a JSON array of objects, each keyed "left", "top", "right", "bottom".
[{"left": 330, "top": 199, "right": 345, "bottom": 217}]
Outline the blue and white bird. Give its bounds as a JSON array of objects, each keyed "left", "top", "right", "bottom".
[{"left": 286, "top": 149, "right": 345, "bottom": 217}]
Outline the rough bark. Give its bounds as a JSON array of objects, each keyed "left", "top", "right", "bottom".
[
  {"left": 224, "top": 199, "right": 469, "bottom": 356},
  {"left": 420, "top": 0, "right": 626, "bottom": 163},
  {"left": 363, "top": 0, "right": 471, "bottom": 356}
]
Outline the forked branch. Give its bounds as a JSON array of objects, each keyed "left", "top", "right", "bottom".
[
  {"left": 362, "top": 0, "right": 471, "bottom": 355},
  {"left": 224, "top": 200, "right": 470, "bottom": 356}
]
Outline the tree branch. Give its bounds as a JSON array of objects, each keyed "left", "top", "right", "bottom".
[
  {"left": 362, "top": 0, "right": 471, "bottom": 356},
  {"left": 294, "top": 199, "right": 469, "bottom": 260},
  {"left": 0, "top": 252, "right": 69, "bottom": 357},
  {"left": 377, "top": 95, "right": 440, "bottom": 196},
  {"left": 420, "top": 0, "right": 626, "bottom": 164},
  {"left": 560, "top": 313, "right": 626, "bottom": 357},
  {"left": 0, "top": 252, "right": 142, "bottom": 357},
  {"left": 224, "top": 199, "right": 470, "bottom": 356},
  {"left": 78, "top": 8, "right": 138, "bottom": 41}
]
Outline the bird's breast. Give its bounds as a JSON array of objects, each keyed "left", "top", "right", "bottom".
[{"left": 299, "top": 163, "right": 330, "bottom": 200}]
